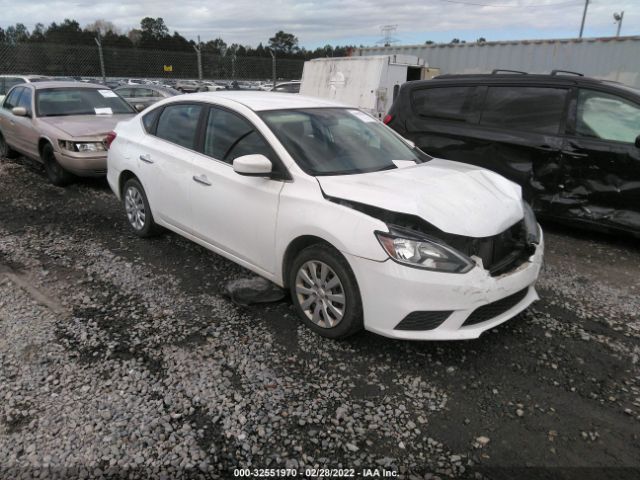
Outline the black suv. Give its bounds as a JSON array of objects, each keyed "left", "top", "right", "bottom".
[{"left": 385, "top": 71, "right": 640, "bottom": 237}]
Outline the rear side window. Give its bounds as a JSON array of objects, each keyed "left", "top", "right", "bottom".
[
  {"left": 480, "top": 86, "right": 568, "bottom": 134},
  {"left": 576, "top": 89, "right": 640, "bottom": 144},
  {"left": 411, "top": 86, "right": 476, "bottom": 121},
  {"left": 155, "top": 104, "right": 202, "bottom": 149},
  {"left": 117, "top": 88, "right": 133, "bottom": 97},
  {"left": 203, "top": 108, "right": 274, "bottom": 164}
]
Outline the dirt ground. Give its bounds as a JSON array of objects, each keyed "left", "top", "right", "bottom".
[{"left": 0, "top": 156, "right": 639, "bottom": 480}]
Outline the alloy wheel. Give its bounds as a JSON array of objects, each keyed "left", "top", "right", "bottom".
[
  {"left": 125, "top": 186, "right": 146, "bottom": 230},
  {"left": 295, "top": 260, "right": 346, "bottom": 328}
]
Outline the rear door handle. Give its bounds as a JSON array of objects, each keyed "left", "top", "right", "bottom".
[
  {"left": 139, "top": 154, "right": 153, "bottom": 164},
  {"left": 193, "top": 174, "right": 212, "bottom": 186},
  {"left": 537, "top": 144, "right": 557, "bottom": 152}
]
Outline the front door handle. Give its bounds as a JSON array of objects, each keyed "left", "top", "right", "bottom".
[
  {"left": 193, "top": 174, "right": 212, "bottom": 186},
  {"left": 139, "top": 154, "right": 153, "bottom": 164},
  {"left": 561, "top": 149, "right": 588, "bottom": 159}
]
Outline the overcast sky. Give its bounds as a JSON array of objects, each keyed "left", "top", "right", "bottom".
[{"left": 1, "top": 0, "right": 638, "bottom": 48}]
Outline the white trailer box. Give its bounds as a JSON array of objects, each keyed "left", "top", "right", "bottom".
[{"left": 299, "top": 55, "right": 427, "bottom": 119}]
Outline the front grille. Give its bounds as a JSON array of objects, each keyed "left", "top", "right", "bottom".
[
  {"left": 395, "top": 310, "right": 452, "bottom": 331},
  {"left": 462, "top": 287, "right": 529, "bottom": 327},
  {"left": 447, "top": 220, "right": 532, "bottom": 276}
]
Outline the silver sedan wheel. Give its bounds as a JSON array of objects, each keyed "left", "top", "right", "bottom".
[
  {"left": 0, "top": 136, "right": 7, "bottom": 157},
  {"left": 295, "top": 260, "right": 346, "bottom": 328},
  {"left": 124, "top": 186, "right": 146, "bottom": 231}
]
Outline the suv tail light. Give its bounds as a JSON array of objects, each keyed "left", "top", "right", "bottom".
[
  {"left": 383, "top": 114, "right": 393, "bottom": 125},
  {"left": 104, "top": 131, "right": 117, "bottom": 150}
]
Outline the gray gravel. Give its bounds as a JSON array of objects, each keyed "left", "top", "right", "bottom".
[{"left": 1, "top": 156, "right": 639, "bottom": 479}]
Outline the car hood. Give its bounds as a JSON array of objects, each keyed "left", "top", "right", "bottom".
[
  {"left": 317, "top": 158, "right": 523, "bottom": 238},
  {"left": 38, "top": 114, "right": 135, "bottom": 138}
]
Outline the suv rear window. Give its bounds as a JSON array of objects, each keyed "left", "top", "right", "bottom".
[
  {"left": 480, "top": 86, "right": 568, "bottom": 134},
  {"left": 411, "top": 86, "right": 476, "bottom": 122}
]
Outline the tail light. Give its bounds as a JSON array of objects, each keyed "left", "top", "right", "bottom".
[
  {"left": 104, "top": 131, "right": 117, "bottom": 150},
  {"left": 383, "top": 114, "right": 393, "bottom": 125}
]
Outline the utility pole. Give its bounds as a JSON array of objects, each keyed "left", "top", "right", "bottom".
[
  {"left": 614, "top": 11, "right": 624, "bottom": 37},
  {"left": 193, "top": 35, "right": 203, "bottom": 80},
  {"left": 579, "top": 0, "right": 589, "bottom": 38},
  {"left": 94, "top": 35, "right": 106, "bottom": 85},
  {"left": 268, "top": 48, "right": 276, "bottom": 90}
]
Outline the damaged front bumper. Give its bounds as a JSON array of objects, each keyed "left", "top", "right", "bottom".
[{"left": 345, "top": 228, "right": 544, "bottom": 340}]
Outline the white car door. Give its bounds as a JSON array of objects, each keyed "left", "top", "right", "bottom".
[
  {"left": 187, "top": 106, "right": 284, "bottom": 275},
  {"left": 136, "top": 103, "right": 204, "bottom": 232}
]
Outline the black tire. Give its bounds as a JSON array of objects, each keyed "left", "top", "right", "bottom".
[
  {"left": 122, "top": 178, "right": 160, "bottom": 238},
  {"left": 0, "top": 131, "right": 19, "bottom": 159},
  {"left": 42, "top": 143, "right": 74, "bottom": 186},
  {"left": 289, "top": 243, "right": 363, "bottom": 339}
]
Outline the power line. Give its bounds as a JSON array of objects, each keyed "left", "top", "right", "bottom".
[{"left": 434, "top": 0, "right": 585, "bottom": 7}]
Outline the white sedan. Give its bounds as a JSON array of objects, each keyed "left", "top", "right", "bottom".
[{"left": 106, "top": 92, "right": 544, "bottom": 340}]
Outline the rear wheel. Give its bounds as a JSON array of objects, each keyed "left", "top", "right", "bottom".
[
  {"left": 123, "top": 178, "right": 160, "bottom": 237},
  {"left": 289, "top": 244, "right": 363, "bottom": 339},
  {"left": 42, "top": 143, "right": 74, "bottom": 186},
  {"left": 0, "top": 132, "right": 18, "bottom": 159}
]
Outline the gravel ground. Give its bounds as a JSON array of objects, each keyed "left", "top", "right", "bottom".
[{"left": 0, "top": 156, "right": 639, "bottom": 480}]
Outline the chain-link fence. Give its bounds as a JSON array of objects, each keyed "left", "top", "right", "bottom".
[{"left": 0, "top": 42, "right": 304, "bottom": 81}]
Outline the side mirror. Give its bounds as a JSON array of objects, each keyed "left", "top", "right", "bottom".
[
  {"left": 12, "top": 107, "right": 28, "bottom": 117},
  {"left": 134, "top": 104, "right": 146, "bottom": 112},
  {"left": 233, "top": 154, "right": 272, "bottom": 177},
  {"left": 635, "top": 134, "right": 640, "bottom": 149}
]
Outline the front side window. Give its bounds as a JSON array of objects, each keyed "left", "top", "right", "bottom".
[
  {"left": 136, "top": 88, "right": 156, "bottom": 98},
  {"left": 36, "top": 88, "right": 135, "bottom": 117},
  {"left": 576, "top": 89, "right": 640, "bottom": 144},
  {"left": 3, "top": 87, "right": 23, "bottom": 110},
  {"left": 204, "top": 108, "right": 274, "bottom": 164},
  {"left": 260, "top": 108, "right": 428, "bottom": 176},
  {"left": 16, "top": 87, "right": 32, "bottom": 115},
  {"left": 117, "top": 88, "right": 134, "bottom": 97},
  {"left": 480, "top": 86, "right": 568, "bottom": 134},
  {"left": 411, "top": 86, "right": 476, "bottom": 122},
  {"left": 155, "top": 104, "right": 202, "bottom": 149}
]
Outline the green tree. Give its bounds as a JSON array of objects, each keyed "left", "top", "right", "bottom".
[
  {"left": 5, "top": 23, "right": 30, "bottom": 44},
  {"left": 268, "top": 30, "right": 298, "bottom": 55},
  {"left": 203, "top": 37, "right": 227, "bottom": 55}
]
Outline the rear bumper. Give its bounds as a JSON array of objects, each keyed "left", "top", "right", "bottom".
[
  {"left": 55, "top": 151, "right": 107, "bottom": 177},
  {"left": 344, "top": 229, "right": 544, "bottom": 340}
]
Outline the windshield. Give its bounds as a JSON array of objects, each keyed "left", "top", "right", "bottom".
[
  {"left": 260, "top": 108, "right": 429, "bottom": 176},
  {"left": 36, "top": 88, "right": 135, "bottom": 117}
]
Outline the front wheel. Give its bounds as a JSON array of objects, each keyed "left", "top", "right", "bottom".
[
  {"left": 42, "top": 143, "right": 74, "bottom": 186},
  {"left": 289, "top": 244, "right": 363, "bottom": 339},
  {"left": 122, "top": 178, "right": 160, "bottom": 237},
  {"left": 0, "top": 132, "right": 19, "bottom": 159}
]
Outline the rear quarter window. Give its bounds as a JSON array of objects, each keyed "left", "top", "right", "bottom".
[
  {"left": 411, "top": 86, "right": 477, "bottom": 122},
  {"left": 142, "top": 107, "right": 161, "bottom": 133}
]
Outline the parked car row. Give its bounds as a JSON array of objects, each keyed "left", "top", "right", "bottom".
[{"left": 0, "top": 83, "right": 543, "bottom": 341}]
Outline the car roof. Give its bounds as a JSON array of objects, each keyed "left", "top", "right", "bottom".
[
  {"left": 181, "top": 91, "right": 347, "bottom": 111},
  {"left": 27, "top": 81, "right": 109, "bottom": 90},
  {"left": 418, "top": 72, "right": 639, "bottom": 92},
  {"left": 0, "top": 74, "right": 49, "bottom": 80}
]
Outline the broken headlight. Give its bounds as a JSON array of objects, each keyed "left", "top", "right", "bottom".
[
  {"left": 375, "top": 229, "right": 474, "bottom": 273},
  {"left": 522, "top": 200, "right": 540, "bottom": 244}
]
